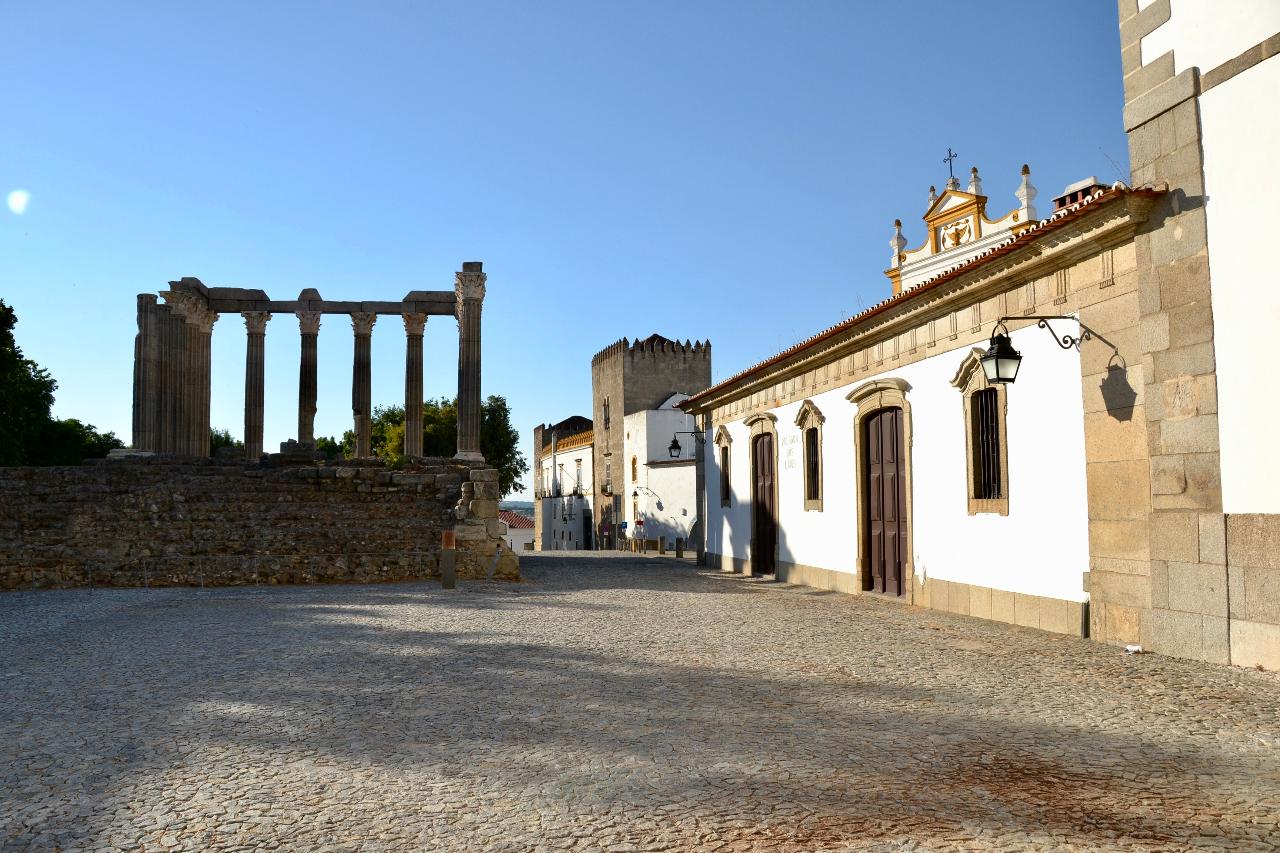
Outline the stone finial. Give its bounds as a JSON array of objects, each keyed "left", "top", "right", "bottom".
[
  {"left": 242, "top": 311, "right": 271, "bottom": 335},
  {"left": 968, "top": 166, "right": 983, "bottom": 195},
  {"left": 945, "top": 175, "right": 960, "bottom": 191},
  {"left": 927, "top": 185, "right": 938, "bottom": 207},
  {"left": 402, "top": 312, "right": 428, "bottom": 336},
  {"left": 1016, "top": 163, "right": 1038, "bottom": 221},
  {"left": 889, "top": 219, "right": 907, "bottom": 268},
  {"left": 350, "top": 312, "right": 377, "bottom": 336},
  {"left": 296, "top": 311, "right": 321, "bottom": 335}
]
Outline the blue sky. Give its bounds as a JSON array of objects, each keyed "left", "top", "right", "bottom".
[{"left": 1, "top": 1, "right": 1129, "bottom": 498}]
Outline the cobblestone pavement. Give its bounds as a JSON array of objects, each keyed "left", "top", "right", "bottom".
[{"left": 2, "top": 553, "right": 1279, "bottom": 852}]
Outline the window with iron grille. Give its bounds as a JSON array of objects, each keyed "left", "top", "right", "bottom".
[
  {"left": 719, "top": 445, "right": 731, "bottom": 507},
  {"left": 804, "top": 427, "right": 820, "bottom": 501},
  {"left": 972, "top": 388, "right": 1002, "bottom": 500}
]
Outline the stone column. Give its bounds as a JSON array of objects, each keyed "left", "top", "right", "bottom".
[
  {"left": 159, "top": 292, "right": 188, "bottom": 453},
  {"left": 403, "top": 313, "right": 427, "bottom": 458},
  {"left": 132, "top": 295, "right": 158, "bottom": 451},
  {"left": 243, "top": 312, "right": 271, "bottom": 460},
  {"left": 350, "top": 312, "right": 377, "bottom": 458},
  {"left": 190, "top": 305, "right": 217, "bottom": 456},
  {"left": 297, "top": 312, "right": 321, "bottom": 446},
  {"left": 454, "top": 262, "right": 486, "bottom": 461}
]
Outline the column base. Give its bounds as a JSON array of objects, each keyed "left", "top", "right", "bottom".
[{"left": 454, "top": 451, "right": 485, "bottom": 462}]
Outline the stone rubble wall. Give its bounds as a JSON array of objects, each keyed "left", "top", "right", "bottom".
[{"left": 0, "top": 457, "right": 519, "bottom": 590}]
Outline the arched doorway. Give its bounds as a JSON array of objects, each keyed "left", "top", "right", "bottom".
[
  {"left": 863, "top": 407, "right": 906, "bottom": 596},
  {"left": 752, "top": 432, "right": 777, "bottom": 576},
  {"left": 847, "top": 379, "right": 914, "bottom": 599}
]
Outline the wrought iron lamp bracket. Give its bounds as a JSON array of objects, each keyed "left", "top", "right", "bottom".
[{"left": 994, "top": 315, "right": 1123, "bottom": 364}]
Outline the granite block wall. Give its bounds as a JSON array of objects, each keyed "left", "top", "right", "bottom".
[{"left": 0, "top": 457, "right": 518, "bottom": 590}]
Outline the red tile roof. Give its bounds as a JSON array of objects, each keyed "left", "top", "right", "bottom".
[
  {"left": 499, "top": 510, "right": 534, "bottom": 529},
  {"left": 682, "top": 183, "right": 1164, "bottom": 409}
]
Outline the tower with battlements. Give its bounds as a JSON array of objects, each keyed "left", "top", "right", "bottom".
[{"left": 590, "top": 335, "right": 712, "bottom": 548}]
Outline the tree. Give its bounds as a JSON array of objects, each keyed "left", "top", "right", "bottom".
[
  {"left": 210, "top": 428, "right": 244, "bottom": 455},
  {"left": 478, "top": 395, "right": 527, "bottom": 497},
  {"left": 0, "top": 299, "right": 56, "bottom": 466},
  {"left": 365, "top": 395, "right": 528, "bottom": 496},
  {"left": 1, "top": 299, "right": 121, "bottom": 466},
  {"left": 31, "top": 418, "right": 124, "bottom": 465},
  {"left": 314, "top": 435, "right": 345, "bottom": 459}
]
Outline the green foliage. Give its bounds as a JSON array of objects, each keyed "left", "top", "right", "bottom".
[
  {"left": 31, "top": 418, "right": 124, "bottom": 465},
  {"left": 1, "top": 299, "right": 121, "bottom": 466},
  {"left": 0, "top": 299, "right": 57, "bottom": 466},
  {"left": 478, "top": 394, "right": 527, "bottom": 497},
  {"left": 364, "top": 395, "right": 527, "bottom": 497},
  {"left": 209, "top": 428, "right": 244, "bottom": 455},
  {"left": 314, "top": 435, "right": 345, "bottom": 459}
]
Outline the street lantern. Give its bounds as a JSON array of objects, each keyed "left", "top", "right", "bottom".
[
  {"left": 982, "top": 315, "right": 1120, "bottom": 386},
  {"left": 668, "top": 437, "right": 682, "bottom": 458},
  {"left": 981, "top": 328, "right": 1022, "bottom": 384}
]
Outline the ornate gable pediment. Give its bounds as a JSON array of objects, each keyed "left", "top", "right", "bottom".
[
  {"left": 794, "top": 398, "right": 826, "bottom": 428},
  {"left": 923, "top": 189, "right": 984, "bottom": 221},
  {"left": 925, "top": 189, "right": 988, "bottom": 254},
  {"left": 949, "top": 348, "right": 989, "bottom": 391},
  {"left": 714, "top": 424, "right": 733, "bottom": 447}
]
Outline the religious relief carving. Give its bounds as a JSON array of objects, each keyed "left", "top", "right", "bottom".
[
  {"left": 350, "top": 312, "right": 377, "bottom": 336},
  {"left": 402, "top": 312, "right": 428, "bottom": 336},
  {"left": 242, "top": 311, "right": 271, "bottom": 335},
  {"left": 296, "top": 311, "right": 322, "bottom": 336},
  {"left": 943, "top": 218, "right": 972, "bottom": 248}
]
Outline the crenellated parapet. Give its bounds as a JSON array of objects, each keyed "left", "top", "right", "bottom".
[{"left": 591, "top": 334, "right": 712, "bottom": 366}]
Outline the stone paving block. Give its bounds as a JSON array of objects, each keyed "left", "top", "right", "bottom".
[{"left": 3, "top": 554, "right": 1278, "bottom": 851}]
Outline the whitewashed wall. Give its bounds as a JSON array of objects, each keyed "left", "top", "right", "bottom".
[
  {"left": 705, "top": 323, "right": 1092, "bottom": 603},
  {"left": 1139, "top": 0, "right": 1280, "bottom": 75},
  {"left": 1199, "top": 50, "right": 1280, "bottom": 512},
  {"left": 623, "top": 407, "right": 699, "bottom": 544},
  {"left": 537, "top": 443, "right": 595, "bottom": 550},
  {"left": 503, "top": 524, "right": 535, "bottom": 552}
]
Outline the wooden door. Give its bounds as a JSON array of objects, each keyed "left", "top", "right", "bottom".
[
  {"left": 864, "top": 408, "right": 906, "bottom": 596},
  {"left": 752, "top": 433, "right": 777, "bottom": 576}
]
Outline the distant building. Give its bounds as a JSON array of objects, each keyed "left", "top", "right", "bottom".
[
  {"left": 531, "top": 417, "right": 594, "bottom": 551},
  {"left": 623, "top": 393, "right": 699, "bottom": 548},
  {"left": 498, "top": 510, "right": 534, "bottom": 552},
  {"left": 591, "top": 335, "right": 712, "bottom": 549}
]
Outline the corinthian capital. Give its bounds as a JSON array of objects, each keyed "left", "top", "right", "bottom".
[
  {"left": 297, "top": 311, "right": 322, "bottom": 336},
  {"left": 242, "top": 311, "right": 272, "bottom": 335},
  {"left": 454, "top": 263, "right": 487, "bottom": 313},
  {"left": 350, "top": 312, "right": 377, "bottom": 336},
  {"left": 402, "top": 313, "right": 428, "bottom": 336},
  {"left": 188, "top": 305, "right": 219, "bottom": 333}
]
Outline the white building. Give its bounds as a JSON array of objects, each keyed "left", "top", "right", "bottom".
[
  {"left": 622, "top": 393, "right": 699, "bottom": 548},
  {"left": 499, "top": 510, "right": 535, "bottom": 552},
  {"left": 684, "top": 164, "right": 1155, "bottom": 641},
  {"left": 532, "top": 418, "right": 595, "bottom": 551}
]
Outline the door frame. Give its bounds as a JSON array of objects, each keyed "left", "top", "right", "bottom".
[
  {"left": 847, "top": 379, "right": 915, "bottom": 601},
  {"left": 745, "top": 413, "right": 778, "bottom": 576}
]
